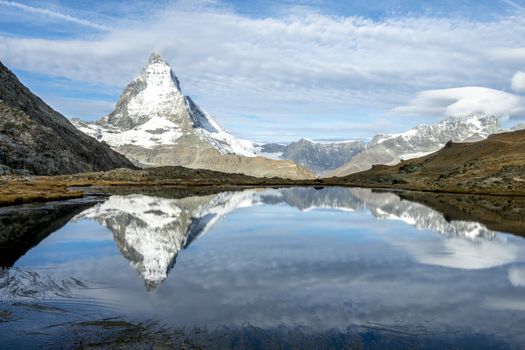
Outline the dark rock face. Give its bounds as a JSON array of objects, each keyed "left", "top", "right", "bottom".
[{"left": 0, "top": 61, "right": 135, "bottom": 175}]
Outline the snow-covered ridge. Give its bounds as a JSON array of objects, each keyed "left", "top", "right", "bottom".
[
  {"left": 298, "top": 138, "right": 363, "bottom": 145},
  {"left": 74, "top": 117, "right": 183, "bottom": 149},
  {"left": 377, "top": 114, "right": 502, "bottom": 161},
  {"left": 371, "top": 114, "right": 500, "bottom": 147}
]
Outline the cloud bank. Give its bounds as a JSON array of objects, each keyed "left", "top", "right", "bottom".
[
  {"left": 394, "top": 87, "right": 525, "bottom": 120},
  {"left": 1, "top": 1, "right": 525, "bottom": 140},
  {"left": 511, "top": 71, "right": 525, "bottom": 93},
  {"left": 508, "top": 266, "right": 525, "bottom": 287}
]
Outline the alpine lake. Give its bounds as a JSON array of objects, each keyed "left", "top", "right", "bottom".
[{"left": 1, "top": 186, "right": 525, "bottom": 349}]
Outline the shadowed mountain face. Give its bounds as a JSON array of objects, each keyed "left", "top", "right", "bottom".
[
  {"left": 0, "top": 61, "right": 135, "bottom": 175},
  {"left": 72, "top": 187, "right": 525, "bottom": 289},
  {"left": 0, "top": 199, "right": 99, "bottom": 266}
]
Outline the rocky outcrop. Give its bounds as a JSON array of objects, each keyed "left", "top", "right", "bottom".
[{"left": 0, "top": 61, "right": 135, "bottom": 175}]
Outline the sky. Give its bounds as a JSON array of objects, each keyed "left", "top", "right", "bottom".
[{"left": 1, "top": 0, "right": 525, "bottom": 142}]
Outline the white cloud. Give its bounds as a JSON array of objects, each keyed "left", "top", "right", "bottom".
[
  {"left": 500, "top": 0, "right": 525, "bottom": 12},
  {"left": 508, "top": 266, "right": 525, "bottom": 287},
  {"left": 0, "top": 0, "right": 109, "bottom": 30},
  {"left": 511, "top": 71, "right": 525, "bottom": 92},
  {"left": 393, "top": 87, "right": 525, "bottom": 119},
  {"left": 404, "top": 237, "right": 520, "bottom": 270},
  {"left": 1, "top": 2, "right": 525, "bottom": 139}
]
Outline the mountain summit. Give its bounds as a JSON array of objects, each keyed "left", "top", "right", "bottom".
[{"left": 73, "top": 54, "right": 314, "bottom": 179}]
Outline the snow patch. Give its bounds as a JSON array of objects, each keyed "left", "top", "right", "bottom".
[{"left": 75, "top": 117, "right": 183, "bottom": 149}]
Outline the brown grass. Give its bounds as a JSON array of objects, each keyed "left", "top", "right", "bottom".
[{"left": 0, "top": 177, "right": 83, "bottom": 206}]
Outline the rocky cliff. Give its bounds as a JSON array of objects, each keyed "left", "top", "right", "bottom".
[{"left": 0, "top": 61, "right": 135, "bottom": 175}]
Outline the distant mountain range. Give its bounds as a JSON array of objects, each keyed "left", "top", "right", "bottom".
[
  {"left": 0, "top": 61, "right": 134, "bottom": 175},
  {"left": 258, "top": 139, "right": 366, "bottom": 175},
  {"left": 325, "top": 114, "right": 503, "bottom": 177},
  {"left": 258, "top": 114, "right": 525, "bottom": 177},
  {"left": 257, "top": 114, "right": 505, "bottom": 176}
]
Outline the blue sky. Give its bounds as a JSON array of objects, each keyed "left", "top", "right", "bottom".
[{"left": 1, "top": 0, "right": 525, "bottom": 142}]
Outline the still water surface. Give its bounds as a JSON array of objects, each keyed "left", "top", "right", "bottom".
[{"left": 1, "top": 187, "right": 525, "bottom": 349}]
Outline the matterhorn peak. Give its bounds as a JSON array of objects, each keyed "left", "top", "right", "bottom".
[
  {"left": 81, "top": 53, "right": 256, "bottom": 156},
  {"left": 148, "top": 52, "right": 165, "bottom": 64},
  {"left": 142, "top": 52, "right": 181, "bottom": 92},
  {"left": 71, "top": 52, "right": 315, "bottom": 180}
]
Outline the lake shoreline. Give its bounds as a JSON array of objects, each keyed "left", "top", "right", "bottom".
[{"left": 2, "top": 170, "right": 525, "bottom": 208}]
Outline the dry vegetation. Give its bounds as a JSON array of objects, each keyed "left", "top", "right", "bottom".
[{"left": 0, "top": 176, "right": 83, "bottom": 206}]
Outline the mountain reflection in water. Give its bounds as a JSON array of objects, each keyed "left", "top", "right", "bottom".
[{"left": 72, "top": 187, "right": 511, "bottom": 289}]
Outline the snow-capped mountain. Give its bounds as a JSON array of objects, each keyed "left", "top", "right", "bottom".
[
  {"left": 327, "top": 114, "right": 503, "bottom": 177},
  {"left": 72, "top": 53, "right": 313, "bottom": 180}
]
